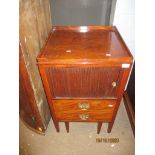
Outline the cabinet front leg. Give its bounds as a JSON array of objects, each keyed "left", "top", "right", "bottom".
[
  {"left": 65, "top": 122, "right": 69, "bottom": 133},
  {"left": 107, "top": 122, "right": 114, "bottom": 133},
  {"left": 97, "top": 122, "right": 102, "bottom": 134}
]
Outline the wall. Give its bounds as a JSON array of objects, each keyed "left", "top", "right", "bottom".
[
  {"left": 113, "top": 0, "right": 135, "bottom": 57},
  {"left": 50, "top": 0, "right": 116, "bottom": 26},
  {"left": 19, "top": 0, "right": 52, "bottom": 131}
]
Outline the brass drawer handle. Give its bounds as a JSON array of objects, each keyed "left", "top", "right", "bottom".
[
  {"left": 78, "top": 103, "right": 90, "bottom": 110},
  {"left": 79, "top": 114, "right": 89, "bottom": 120},
  {"left": 112, "top": 81, "right": 117, "bottom": 87}
]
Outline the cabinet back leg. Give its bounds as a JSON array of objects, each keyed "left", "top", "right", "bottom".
[{"left": 97, "top": 122, "right": 102, "bottom": 134}]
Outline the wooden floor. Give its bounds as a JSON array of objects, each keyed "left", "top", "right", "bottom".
[{"left": 19, "top": 100, "right": 135, "bottom": 155}]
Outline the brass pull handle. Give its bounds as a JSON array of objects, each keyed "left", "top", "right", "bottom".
[
  {"left": 112, "top": 81, "right": 117, "bottom": 87},
  {"left": 79, "top": 114, "right": 89, "bottom": 120},
  {"left": 78, "top": 103, "right": 90, "bottom": 110}
]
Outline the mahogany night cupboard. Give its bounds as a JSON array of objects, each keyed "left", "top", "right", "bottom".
[{"left": 37, "top": 26, "right": 133, "bottom": 134}]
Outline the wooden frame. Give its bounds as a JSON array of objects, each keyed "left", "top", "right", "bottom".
[
  {"left": 123, "top": 62, "right": 135, "bottom": 135},
  {"left": 123, "top": 92, "right": 135, "bottom": 135}
]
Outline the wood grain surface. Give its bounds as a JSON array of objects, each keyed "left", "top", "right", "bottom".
[
  {"left": 52, "top": 99, "right": 116, "bottom": 112},
  {"left": 19, "top": 0, "right": 52, "bottom": 131},
  {"left": 37, "top": 26, "right": 133, "bottom": 133},
  {"left": 37, "top": 26, "right": 133, "bottom": 64},
  {"left": 46, "top": 66, "right": 123, "bottom": 99}
]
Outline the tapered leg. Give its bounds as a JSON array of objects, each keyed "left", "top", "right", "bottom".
[
  {"left": 65, "top": 122, "right": 69, "bottom": 133},
  {"left": 54, "top": 121, "right": 60, "bottom": 132},
  {"left": 97, "top": 122, "right": 102, "bottom": 134},
  {"left": 107, "top": 122, "right": 114, "bottom": 133}
]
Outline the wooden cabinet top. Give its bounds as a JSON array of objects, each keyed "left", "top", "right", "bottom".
[{"left": 37, "top": 26, "right": 133, "bottom": 64}]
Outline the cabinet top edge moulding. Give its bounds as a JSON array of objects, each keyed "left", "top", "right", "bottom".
[{"left": 37, "top": 26, "right": 133, "bottom": 65}]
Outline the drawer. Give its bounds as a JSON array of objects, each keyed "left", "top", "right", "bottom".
[
  {"left": 52, "top": 100, "right": 116, "bottom": 122},
  {"left": 52, "top": 99, "right": 116, "bottom": 112},
  {"left": 55, "top": 111, "right": 113, "bottom": 122}
]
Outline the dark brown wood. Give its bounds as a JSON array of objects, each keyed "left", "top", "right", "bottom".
[
  {"left": 19, "top": 44, "right": 45, "bottom": 133},
  {"left": 123, "top": 63, "right": 135, "bottom": 135},
  {"left": 52, "top": 99, "right": 116, "bottom": 111},
  {"left": 125, "top": 63, "right": 135, "bottom": 110},
  {"left": 65, "top": 122, "right": 69, "bottom": 133},
  {"left": 97, "top": 122, "right": 103, "bottom": 134},
  {"left": 107, "top": 65, "right": 132, "bottom": 133},
  {"left": 107, "top": 122, "right": 113, "bottom": 133},
  {"left": 37, "top": 26, "right": 132, "bottom": 64},
  {"left": 55, "top": 121, "right": 60, "bottom": 132},
  {"left": 38, "top": 64, "right": 60, "bottom": 132},
  {"left": 37, "top": 26, "right": 133, "bottom": 133},
  {"left": 46, "top": 67, "right": 123, "bottom": 99},
  {"left": 53, "top": 99, "right": 115, "bottom": 122},
  {"left": 124, "top": 92, "right": 135, "bottom": 135},
  {"left": 56, "top": 111, "right": 113, "bottom": 122}
]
